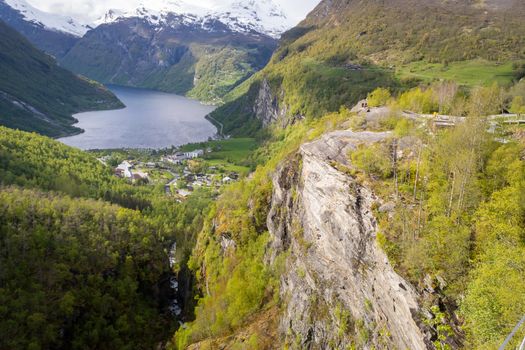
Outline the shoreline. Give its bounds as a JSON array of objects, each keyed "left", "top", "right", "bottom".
[{"left": 58, "top": 84, "right": 219, "bottom": 150}]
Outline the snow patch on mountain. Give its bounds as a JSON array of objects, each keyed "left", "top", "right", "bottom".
[
  {"left": 3, "top": 0, "right": 89, "bottom": 36},
  {"left": 96, "top": 0, "right": 293, "bottom": 38}
]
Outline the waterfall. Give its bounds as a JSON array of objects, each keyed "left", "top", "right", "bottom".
[{"left": 168, "top": 242, "right": 182, "bottom": 316}]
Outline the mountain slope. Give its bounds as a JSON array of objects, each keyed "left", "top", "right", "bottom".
[
  {"left": 60, "top": 17, "right": 278, "bottom": 103},
  {"left": 0, "top": 0, "right": 289, "bottom": 103},
  {"left": 0, "top": 20, "right": 123, "bottom": 137},
  {"left": 210, "top": 0, "right": 525, "bottom": 135},
  {"left": 0, "top": 127, "right": 176, "bottom": 349},
  {"left": 0, "top": 0, "right": 86, "bottom": 58}
]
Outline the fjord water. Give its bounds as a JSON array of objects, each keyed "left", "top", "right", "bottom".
[{"left": 59, "top": 85, "right": 217, "bottom": 149}]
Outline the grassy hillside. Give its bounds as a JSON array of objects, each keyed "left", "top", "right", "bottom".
[
  {"left": 211, "top": 0, "right": 525, "bottom": 136},
  {"left": 0, "top": 21, "right": 123, "bottom": 138}
]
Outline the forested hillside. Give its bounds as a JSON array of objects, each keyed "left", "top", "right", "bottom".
[
  {"left": 210, "top": 0, "right": 525, "bottom": 136},
  {"left": 0, "top": 21, "right": 123, "bottom": 137},
  {"left": 0, "top": 187, "right": 170, "bottom": 349},
  {"left": 0, "top": 127, "right": 214, "bottom": 349}
]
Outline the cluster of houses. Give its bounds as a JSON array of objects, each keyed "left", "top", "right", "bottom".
[
  {"left": 165, "top": 169, "right": 239, "bottom": 198},
  {"left": 111, "top": 147, "right": 240, "bottom": 200},
  {"left": 114, "top": 161, "right": 149, "bottom": 182}
]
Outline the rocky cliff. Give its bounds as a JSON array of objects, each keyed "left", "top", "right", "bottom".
[
  {"left": 253, "top": 78, "right": 303, "bottom": 128},
  {"left": 267, "top": 130, "right": 432, "bottom": 349}
]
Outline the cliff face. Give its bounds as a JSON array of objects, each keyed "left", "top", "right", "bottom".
[
  {"left": 268, "top": 130, "right": 432, "bottom": 349},
  {"left": 253, "top": 78, "right": 303, "bottom": 128}
]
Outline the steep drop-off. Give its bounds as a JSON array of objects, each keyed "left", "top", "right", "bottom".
[{"left": 268, "top": 130, "right": 432, "bottom": 349}]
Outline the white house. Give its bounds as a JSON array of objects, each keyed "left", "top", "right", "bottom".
[
  {"left": 116, "top": 161, "right": 133, "bottom": 178},
  {"left": 184, "top": 149, "right": 205, "bottom": 159},
  {"left": 163, "top": 153, "right": 186, "bottom": 165}
]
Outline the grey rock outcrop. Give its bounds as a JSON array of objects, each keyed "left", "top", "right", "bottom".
[
  {"left": 253, "top": 78, "right": 304, "bottom": 128},
  {"left": 254, "top": 78, "right": 281, "bottom": 126},
  {"left": 268, "top": 130, "right": 431, "bottom": 349}
]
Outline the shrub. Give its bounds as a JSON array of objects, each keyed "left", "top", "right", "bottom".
[{"left": 367, "top": 88, "right": 391, "bottom": 107}]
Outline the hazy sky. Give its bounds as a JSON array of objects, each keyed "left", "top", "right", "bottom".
[{"left": 25, "top": 0, "right": 320, "bottom": 23}]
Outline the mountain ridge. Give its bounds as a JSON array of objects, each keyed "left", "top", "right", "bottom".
[
  {"left": 95, "top": 0, "right": 293, "bottom": 39},
  {"left": 0, "top": 20, "right": 123, "bottom": 137},
  {"left": 59, "top": 16, "right": 278, "bottom": 103}
]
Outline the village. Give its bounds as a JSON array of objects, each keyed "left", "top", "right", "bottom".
[{"left": 99, "top": 144, "right": 244, "bottom": 200}]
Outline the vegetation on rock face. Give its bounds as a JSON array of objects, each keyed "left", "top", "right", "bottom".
[
  {"left": 347, "top": 83, "right": 525, "bottom": 349},
  {"left": 171, "top": 110, "right": 353, "bottom": 349},
  {"left": 175, "top": 79, "right": 525, "bottom": 348},
  {"left": 0, "top": 21, "right": 123, "bottom": 138}
]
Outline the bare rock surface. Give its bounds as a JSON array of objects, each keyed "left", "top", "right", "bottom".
[{"left": 268, "top": 130, "right": 431, "bottom": 349}]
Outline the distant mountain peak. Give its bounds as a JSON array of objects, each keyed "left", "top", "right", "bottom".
[
  {"left": 96, "top": 0, "right": 292, "bottom": 38},
  {"left": 3, "top": 0, "right": 90, "bottom": 36}
]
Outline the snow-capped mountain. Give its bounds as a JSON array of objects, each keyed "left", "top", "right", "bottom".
[
  {"left": 1, "top": 0, "right": 293, "bottom": 39},
  {"left": 3, "top": 0, "right": 89, "bottom": 36},
  {"left": 96, "top": 0, "right": 293, "bottom": 38}
]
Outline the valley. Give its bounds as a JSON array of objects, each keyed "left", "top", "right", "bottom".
[{"left": 0, "top": 0, "right": 525, "bottom": 349}]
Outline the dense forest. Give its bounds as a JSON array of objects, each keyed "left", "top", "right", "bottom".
[{"left": 0, "top": 127, "right": 214, "bottom": 349}]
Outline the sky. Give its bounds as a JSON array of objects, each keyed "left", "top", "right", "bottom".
[{"left": 25, "top": 0, "right": 320, "bottom": 24}]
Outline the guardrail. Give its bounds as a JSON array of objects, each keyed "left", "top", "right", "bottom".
[{"left": 499, "top": 315, "right": 525, "bottom": 350}]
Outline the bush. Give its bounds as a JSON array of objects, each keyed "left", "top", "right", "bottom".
[
  {"left": 350, "top": 143, "right": 392, "bottom": 179},
  {"left": 367, "top": 88, "right": 391, "bottom": 107},
  {"left": 398, "top": 87, "right": 438, "bottom": 114}
]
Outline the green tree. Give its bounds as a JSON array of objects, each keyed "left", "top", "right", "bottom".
[{"left": 510, "top": 95, "right": 525, "bottom": 114}]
